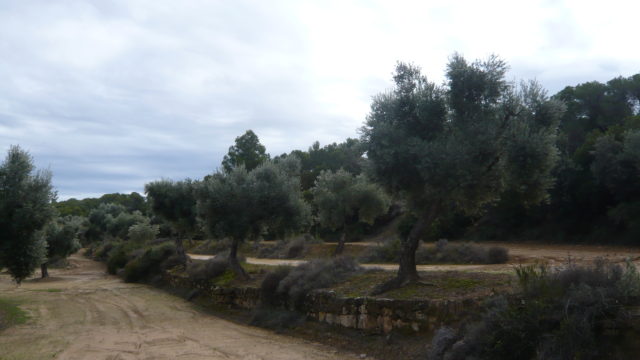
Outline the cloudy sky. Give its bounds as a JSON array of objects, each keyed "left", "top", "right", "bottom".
[{"left": 1, "top": 0, "right": 638, "bottom": 200}]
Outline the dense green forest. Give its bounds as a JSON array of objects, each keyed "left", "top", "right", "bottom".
[{"left": 476, "top": 73, "right": 640, "bottom": 242}]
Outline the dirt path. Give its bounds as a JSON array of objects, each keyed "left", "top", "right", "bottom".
[
  {"left": 190, "top": 241, "right": 640, "bottom": 273},
  {"left": 0, "top": 253, "right": 362, "bottom": 360}
]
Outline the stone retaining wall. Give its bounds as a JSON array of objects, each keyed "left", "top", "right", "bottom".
[
  {"left": 164, "top": 271, "right": 261, "bottom": 309},
  {"left": 304, "top": 290, "right": 479, "bottom": 333},
  {"left": 163, "top": 271, "right": 480, "bottom": 333}
]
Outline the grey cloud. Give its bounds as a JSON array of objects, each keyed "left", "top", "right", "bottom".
[{"left": 1, "top": 0, "right": 638, "bottom": 199}]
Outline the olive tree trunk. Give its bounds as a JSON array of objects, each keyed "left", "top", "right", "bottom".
[
  {"left": 174, "top": 232, "right": 188, "bottom": 264},
  {"left": 228, "top": 238, "right": 249, "bottom": 280},
  {"left": 40, "top": 262, "right": 49, "bottom": 278},
  {"left": 371, "top": 203, "right": 439, "bottom": 295},
  {"left": 396, "top": 216, "right": 429, "bottom": 282},
  {"left": 333, "top": 231, "right": 347, "bottom": 256}
]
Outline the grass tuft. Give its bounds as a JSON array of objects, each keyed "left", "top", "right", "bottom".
[{"left": 0, "top": 298, "right": 29, "bottom": 329}]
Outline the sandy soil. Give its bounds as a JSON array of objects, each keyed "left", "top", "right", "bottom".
[
  {"left": 191, "top": 241, "right": 640, "bottom": 273},
  {"left": 0, "top": 253, "right": 362, "bottom": 360}
]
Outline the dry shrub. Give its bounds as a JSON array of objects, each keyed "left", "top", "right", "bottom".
[
  {"left": 256, "top": 238, "right": 308, "bottom": 259},
  {"left": 186, "top": 258, "right": 228, "bottom": 281},
  {"left": 415, "top": 240, "right": 509, "bottom": 264},
  {"left": 283, "top": 238, "right": 307, "bottom": 259},
  {"left": 360, "top": 239, "right": 509, "bottom": 265},
  {"left": 260, "top": 266, "right": 292, "bottom": 306},
  {"left": 257, "top": 257, "right": 362, "bottom": 311},
  {"left": 276, "top": 256, "right": 362, "bottom": 309},
  {"left": 428, "top": 259, "right": 640, "bottom": 360}
]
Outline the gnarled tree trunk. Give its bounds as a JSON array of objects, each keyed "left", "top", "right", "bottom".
[
  {"left": 174, "top": 233, "right": 188, "bottom": 264},
  {"left": 228, "top": 238, "right": 249, "bottom": 280},
  {"left": 333, "top": 232, "right": 347, "bottom": 256},
  {"left": 41, "top": 262, "right": 49, "bottom": 278},
  {"left": 371, "top": 203, "right": 439, "bottom": 295}
]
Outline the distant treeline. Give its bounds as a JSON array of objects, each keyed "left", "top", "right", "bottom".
[
  {"left": 472, "top": 73, "right": 640, "bottom": 243},
  {"left": 54, "top": 192, "right": 148, "bottom": 217}
]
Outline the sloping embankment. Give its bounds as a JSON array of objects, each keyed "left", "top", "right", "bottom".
[{"left": 163, "top": 269, "right": 482, "bottom": 334}]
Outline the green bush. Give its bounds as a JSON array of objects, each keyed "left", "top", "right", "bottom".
[
  {"left": 123, "top": 242, "right": 176, "bottom": 283},
  {"left": 127, "top": 221, "right": 159, "bottom": 244},
  {"left": 93, "top": 241, "right": 116, "bottom": 261},
  {"left": 106, "top": 246, "right": 129, "bottom": 275}
]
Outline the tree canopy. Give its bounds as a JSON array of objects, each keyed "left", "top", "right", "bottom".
[
  {"left": 145, "top": 179, "right": 198, "bottom": 258},
  {"left": 279, "top": 138, "right": 366, "bottom": 191},
  {"left": 197, "top": 157, "right": 310, "bottom": 278},
  {"left": 477, "top": 73, "right": 640, "bottom": 242},
  {"left": 311, "top": 169, "right": 390, "bottom": 255},
  {"left": 221, "top": 130, "right": 270, "bottom": 173},
  {"left": 0, "top": 146, "right": 56, "bottom": 283},
  {"left": 41, "top": 216, "right": 82, "bottom": 277},
  {"left": 361, "top": 56, "right": 563, "bottom": 292}
]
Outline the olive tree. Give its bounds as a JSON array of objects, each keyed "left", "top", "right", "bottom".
[
  {"left": 311, "top": 169, "right": 390, "bottom": 255},
  {"left": 106, "top": 211, "right": 147, "bottom": 239},
  {"left": 0, "top": 146, "right": 55, "bottom": 283},
  {"left": 361, "top": 55, "right": 563, "bottom": 293},
  {"left": 196, "top": 158, "right": 310, "bottom": 279},
  {"left": 145, "top": 179, "right": 198, "bottom": 259},
  {"left": 84, "top": 203, "right": 126, "bottom": 243},
  {"left": 41, "top": 216, "right": 82, "bottom": 278},
  {"left": 127, "top": 220, "right": 160, "bottom": 244}
]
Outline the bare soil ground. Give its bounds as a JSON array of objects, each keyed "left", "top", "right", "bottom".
[
  {"left": 0, "top": 253, "right": 363, "bottom": 360},
  {"left": 191, "top": 241, "right": 640, "bottom": 273}
]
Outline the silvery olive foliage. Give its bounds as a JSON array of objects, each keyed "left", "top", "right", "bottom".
[
  {"left": 196, "top": 157, "right": 310, "bottom": 276},
  {"left": 361, "top": 55, "right": 563, "bottom": 286},
  {"left": 145, "top": 179, "right": 198, "bottom": 237},
  {"left": 311, "top": 169, "right": 389, "bottom": 254},
  {"left": 0, "top": 145, "right": 55, "bottom": 283},
  {"left": 127, "top": 220, "right": 160, "bottom": 244}
]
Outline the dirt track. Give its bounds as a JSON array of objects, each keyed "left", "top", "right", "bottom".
[
  {"left": 191, "top": 241, "right": 640, "bottom": 273},
  {"left": 0, "top": 253, "right": 362, "bottom": 360}
]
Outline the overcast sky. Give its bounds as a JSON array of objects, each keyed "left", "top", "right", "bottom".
[{"left": 1, "top": 0, "right": 638, "bottom": 200}]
